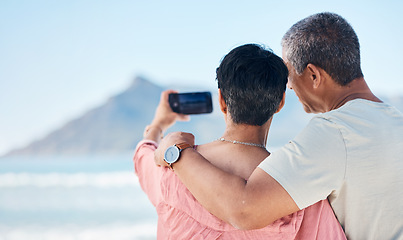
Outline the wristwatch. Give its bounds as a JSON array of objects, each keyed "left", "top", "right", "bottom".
[{"left": 164, "top": 142, "right": 192, "bottom": 170}]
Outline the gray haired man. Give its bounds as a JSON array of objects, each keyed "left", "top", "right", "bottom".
[{"left": 155, "top": 12, "right": 403, "bottom": 240}]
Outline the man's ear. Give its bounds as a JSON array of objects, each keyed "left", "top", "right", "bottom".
[
  {"left": 275, "top": 92, "right": 286, "bottom": 113},
  {"left": 218, "top": 89, "right": 227, "bottom": 114},
  {"left": 306, "top": 63, "right": 322, "bottom": 89}
]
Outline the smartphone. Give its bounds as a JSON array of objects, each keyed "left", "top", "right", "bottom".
[{"left": 168, "top": 92, "right": 213, "bottom": 114}]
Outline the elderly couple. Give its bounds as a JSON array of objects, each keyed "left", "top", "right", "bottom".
[{"left": 134, "top": 12, "right": 403, "bottom": 239}]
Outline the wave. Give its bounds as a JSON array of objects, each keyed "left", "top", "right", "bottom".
[{"left": 0, "top": 172, "right": 139, "bottom": 188}]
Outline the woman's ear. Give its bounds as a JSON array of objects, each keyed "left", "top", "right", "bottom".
[
  {"left": 275, "top": 92, "right": 286, "bottom": 113},
  {"left": 218, "top": 89, "right": 227, "bottom": 114}
]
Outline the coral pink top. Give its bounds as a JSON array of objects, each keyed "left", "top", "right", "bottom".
[{"left": 134, "top": 140, "right": 346, "bottom": 239}]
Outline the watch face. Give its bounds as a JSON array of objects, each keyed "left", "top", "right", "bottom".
[{"left": 164, "top": 146, "right": 180, "bottom": 164}]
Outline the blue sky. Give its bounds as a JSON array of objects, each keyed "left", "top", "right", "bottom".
[{"left": 1, "top": 0, "right": 402, "bottom": 155}]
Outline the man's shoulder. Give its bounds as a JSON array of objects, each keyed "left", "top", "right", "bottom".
[
  {"left": 309, "top": 99, "right": 403, "bottom": 150},
  {"left": 315, "top": 99, "right": 403, "bottom": 124}
]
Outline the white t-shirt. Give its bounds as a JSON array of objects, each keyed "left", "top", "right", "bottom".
[{"left": 259, "top": 99, "right": 403, "bottom": 240}]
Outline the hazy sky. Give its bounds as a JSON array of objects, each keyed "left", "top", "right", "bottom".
[{"left": 1, "top": 0, "right": 403, "bottom": 155}]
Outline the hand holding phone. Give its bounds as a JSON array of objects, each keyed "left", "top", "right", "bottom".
[{"left": 168, "top": 92, "right": 213, "bottom": 115}]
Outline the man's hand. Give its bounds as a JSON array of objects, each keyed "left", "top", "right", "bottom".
[{"left": 154, "top": 131, "right": 195, "bottom": 167}]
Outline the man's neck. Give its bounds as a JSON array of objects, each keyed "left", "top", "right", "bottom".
[{"left": 327, "top": 78, "right": 381, "bottom": 112}]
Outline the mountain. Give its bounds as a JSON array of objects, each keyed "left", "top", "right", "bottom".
[
  {"left": 5, "top": 77, "right": 226, "bottom": 156},
  {"left": 5, "top": 76, "right": 403, "bottom": 156}
]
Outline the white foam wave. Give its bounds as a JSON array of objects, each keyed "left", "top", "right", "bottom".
[{"left": 0, "top": 172, "right": 139, "bottom": 188}]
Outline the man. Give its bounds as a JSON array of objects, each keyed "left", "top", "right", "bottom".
[{"left": 155, "top": 12, "right": 403, "bottom": 239}]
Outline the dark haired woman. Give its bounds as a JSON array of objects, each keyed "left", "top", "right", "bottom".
[{"left": 134, "top": 44, "right": 346, "bottom": 239}]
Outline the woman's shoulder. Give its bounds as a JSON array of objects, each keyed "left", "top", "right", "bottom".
[{"left": 196, "top": 142, "right": 270, "bottom": 180}]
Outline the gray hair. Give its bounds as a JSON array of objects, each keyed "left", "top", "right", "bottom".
[{"left": 281, "top": 12, "right": 363, "bottom": 86}]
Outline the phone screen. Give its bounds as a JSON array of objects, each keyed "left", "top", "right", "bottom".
[{"left": 169, "top": 92, "right": 213, "bottom": 114}]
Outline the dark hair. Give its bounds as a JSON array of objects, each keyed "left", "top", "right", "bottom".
[
  {"left": 281, "top": 12, "right": 363, "bottom": 85},
  {"left": 216, "top": 44, "right": 288, "bottom": 126}
]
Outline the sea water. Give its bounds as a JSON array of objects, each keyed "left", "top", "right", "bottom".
[{"left": 0, "top": 153, "right": 157, "bottom": 240}]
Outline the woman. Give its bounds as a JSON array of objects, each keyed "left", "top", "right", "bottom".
[{"left": 134, "top": 44, "right": 346, "bottom": 239}]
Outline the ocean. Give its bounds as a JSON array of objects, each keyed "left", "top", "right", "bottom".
[{"left": 0, "top": 153, "right": 157, "bottom": 240}]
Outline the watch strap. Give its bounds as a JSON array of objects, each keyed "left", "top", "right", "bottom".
[{"left": 176, "top": 142, "right": 192, "bottom": 151}]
